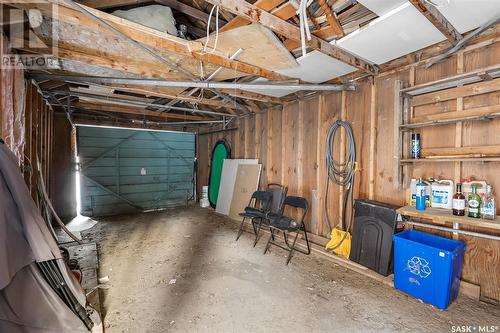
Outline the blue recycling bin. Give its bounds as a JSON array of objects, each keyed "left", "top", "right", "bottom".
[{"left": 393, "top": 229, "right": 466, "bottom": 310}]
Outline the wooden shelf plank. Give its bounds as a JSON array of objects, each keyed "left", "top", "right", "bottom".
[
  {"left": 400, "top": 104, "right": 500, "bottom": 130},
  {"left": 400, "top": 64, "right": 500, "bottom": 96},
  {"left": 400, "top": 157, "right": 500, "bottom": 163},
  {"left": 397, "top": 205, "right": 500, "bottom": 231}
]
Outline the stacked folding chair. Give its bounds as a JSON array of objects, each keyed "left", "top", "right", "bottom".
[
  {"left": 264, "top": 196, "right": 311, "bottom": 265},
  {"left": 235, "top": 190, "right": 272, "bottom": 242}
]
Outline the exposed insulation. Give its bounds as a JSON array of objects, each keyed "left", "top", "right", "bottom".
[{"left": 0, "top": 32, "right": 26, "bottom": 163}]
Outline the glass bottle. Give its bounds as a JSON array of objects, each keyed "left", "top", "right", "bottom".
[
  {"left": 452, "top": 183, "right": 465, "bottom": 216},
  {"left": 481, "top": 185, "right": 496, "bottom": 220},
  {"left": 467, "top": 185, "right": 481, "bottom": 218}
]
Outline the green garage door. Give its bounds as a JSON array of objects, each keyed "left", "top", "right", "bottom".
[{"left": 77, "top": 126, "right": 195, "bottom": 216}]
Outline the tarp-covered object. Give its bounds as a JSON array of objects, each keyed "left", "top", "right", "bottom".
[{"left": 0, "top": 143, "right": 89, "bottom": 332}]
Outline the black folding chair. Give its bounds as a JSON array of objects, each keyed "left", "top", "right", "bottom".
[
  {"left": 263, "top": 196, "right": 311, "bottom": 265},
  {"left": 252, "top": 183, "right": 288, "bottom": 247},
  {"left": 236, "top": 191, "right": 272, "bottom": 242}
]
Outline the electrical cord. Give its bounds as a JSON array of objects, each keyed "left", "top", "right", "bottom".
[{"left": 324, "top": 120, "right": 356, "bottom": 250}]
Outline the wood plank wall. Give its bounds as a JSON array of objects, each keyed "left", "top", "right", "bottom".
[
  {"left": 198, "top": 38, "right": 500, "bottom": 301},
  {"left": 23, "top": 81, "right": 55, "bottom": 203}
]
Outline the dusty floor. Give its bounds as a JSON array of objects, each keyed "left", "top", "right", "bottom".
[{"left": 84, "top": 207, "right": 499, "bottom": 333}]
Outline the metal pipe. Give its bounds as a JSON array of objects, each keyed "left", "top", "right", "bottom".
[
  {"left": 29, "top": 73, "right": 356, "bottom": 91},
  {"left": 48, "top": 90, "right": 237, "bottom": 117},
  {"left": 404, "top": 220, "right": 500, "bottom": 241},
  {"left": 136, "top": 119, "right": 227, "bottom": 125},
  {"left": 426, "top": 14, "right": 500, "bottom": 68},
  {"left": 198, "top": 127, "right": 238, "bottom": 136}
]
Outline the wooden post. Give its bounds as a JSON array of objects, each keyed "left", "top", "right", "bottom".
[
  {"left": 394, "top": 81, "right": 406, "bottom": 190},
  {"left": 368, "top": 80, "right": 377, "bottom": 200},
  {"left": 339, "top": 91, "right": 347, "bottom": 228}
]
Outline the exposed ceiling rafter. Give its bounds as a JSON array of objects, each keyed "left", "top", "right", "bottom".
[{"left": 408, "top": 0, "right": 462, "bottom": 43}]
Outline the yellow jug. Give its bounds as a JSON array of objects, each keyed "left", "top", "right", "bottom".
[{"left": 325, "top": 228, "right": 351, "bottom": 259}]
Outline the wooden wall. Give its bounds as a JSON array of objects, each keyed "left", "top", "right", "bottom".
[
  {"left": 23, "top": 81, "right": 55, "bottom": 203},
  {"left": 197, "top": 38, "right": 500, "bottom": 301}
]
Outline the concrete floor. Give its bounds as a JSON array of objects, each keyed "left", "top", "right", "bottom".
[{"left": 84, "top": 207, "right": 499, "bottom": 333}]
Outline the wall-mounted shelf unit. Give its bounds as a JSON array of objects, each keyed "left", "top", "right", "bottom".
[{"left": 394, "top": 64, "right": 500, "bottom": 188}]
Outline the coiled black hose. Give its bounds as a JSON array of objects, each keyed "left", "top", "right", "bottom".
[{"left": 324, "top": 120, "right": 356, "bottom": 249}]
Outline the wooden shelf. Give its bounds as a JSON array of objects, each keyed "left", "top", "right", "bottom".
[
  {"left": 397, "top": 205, "right": 500, "bottom": 231},
  {"left": 399, "top": 113, "right": 500, "bottom": 130},
  {"left": 400, "top": 157, "right": 500, "bottom": 163}
]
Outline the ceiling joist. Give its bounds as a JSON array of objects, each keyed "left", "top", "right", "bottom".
[{"left": 408, "top": 0, "right": 462, "bottom": 43}]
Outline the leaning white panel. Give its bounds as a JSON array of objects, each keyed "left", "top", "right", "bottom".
[
  {"left": 336, "top": 3, "right": 446, "bottom": 65},
  {"left": 277, "top": 51, "right": 358, "bottom": 83}
]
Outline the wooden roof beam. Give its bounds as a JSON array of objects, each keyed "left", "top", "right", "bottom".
[
  {"left": 72, "top": 101, "right": 208, "bottom": 121},
  {"left": 317, "top": 0, "right": 344, "bottom": 38},
  {"left": 203, "top": 0, "right": 377, "bottom": 74},
  {"left": 13, "top": 0, "right": 288, "bottom": 81},
  {"left": 408, "top": 0, "right": 462, "bottom": 43},
  {"left": 154, "top": 0, "right": 226, "bottom": 29},
  {"left": 220, "top": 0, "right": 285, "bottom": 32},
  {"left": 76, "top": 0, "right": 151, "bottom": 9}
]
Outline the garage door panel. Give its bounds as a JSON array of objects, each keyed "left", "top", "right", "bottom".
[
  {"left": 77, "top": 126, "right": 195, "bottom": 216},
  {"left": 87, "top": 173, "right": 192, "bottom": 187},
  {"left": 85, "top": 158, "right": 192, "bottom": 170},
  {"left": 84, "top": 166, "right": 193, "bottom": 178},
  {"left": 116, "top": 148, "right": 194, "bottom": 158},
  {"left": 83, "top": 189, "right": 191, "bottom": 206}
]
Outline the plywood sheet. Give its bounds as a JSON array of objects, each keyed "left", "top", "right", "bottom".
[
  {"left": 193, "top": 23, "right": 298, "bottom": 74},
  {"left": 437, "top": 0, "right": 500, "bottom": 34},
  {"left": 337, "top": 3, "right": 446, "bottom": 65},
  {"left": 228, "top": 164, "right": 262, "bottom": 220},
  {"left": 277, "top": 51, "right": 357, "bottom": 83},
  {"left": 216, "top": 159, "right": 258, "bottom": 215}
]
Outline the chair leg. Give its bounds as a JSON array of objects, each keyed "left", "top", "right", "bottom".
[
  {"left": 235, "top": 217, "right": 246, "bottom": 241},
  {"left": 263, "top": 228, "right": 274, "bottom": 254},
  {"left": 285, "top": 231, "right": 300, "bottom": 265},
  {"left": 253, "top": 219, "right": 263, "bottom": 247},
  {"left": 302, "top": 226, "right": 311, "bottom": 255},
  {"left": 251, "top": 218, "right": 258, "bottom": 235}
]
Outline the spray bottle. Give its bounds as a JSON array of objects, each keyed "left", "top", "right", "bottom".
[{"left": 416, "top": 178, "right": 427, "bottom": 211}]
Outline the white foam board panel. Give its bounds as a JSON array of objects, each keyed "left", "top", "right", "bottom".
[
  {"left": 277, "top": 51, "right": 357, "bottom": 83},
  {"left": 437, "top": 0, "right": 500, "bottom": 34},
  {"left": 216, "top": 159, "right": 258, "bottom": 215},
  {"left": 241, "top": 78, "right": 300, "bottom": 98},
  {"left": 336, "top": 3, "right": 446, "bottom": 65},
  {"left": 357, "top": 0, "right": 406, "bottom": 16}
]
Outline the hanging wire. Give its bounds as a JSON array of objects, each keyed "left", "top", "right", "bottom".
[{"left": 203, "top": 5, "right": 220, "bottom": 54}]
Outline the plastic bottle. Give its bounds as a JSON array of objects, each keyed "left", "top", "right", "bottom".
[
  {"left": 481, "top": 185, "right": 496, "bottom": 220},
  {"left": 416, "top": 178, "right": 427, "bottom": 211},
  {"left": 431, "top": 180, "right": 454, "bottom": 209}
]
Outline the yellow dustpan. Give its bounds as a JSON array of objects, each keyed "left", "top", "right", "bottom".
[{"left": 325, "top": 228, "right": 351, "bottom": 259}]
